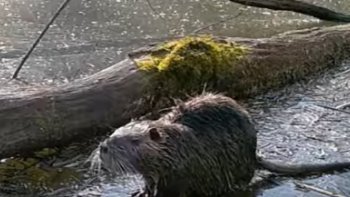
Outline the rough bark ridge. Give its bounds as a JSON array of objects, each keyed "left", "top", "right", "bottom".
[
  {"left": 0, "top": 60, "right": 149, "bottom": 158},
  {"left": 229, "top": 0, "right": 350, "bottom": 22},
  {"left": 1, "top": 24, "right": 350, "bottom": 159}
]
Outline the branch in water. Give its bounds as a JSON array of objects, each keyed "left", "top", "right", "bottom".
[
  {"left": 228, "top": 0, "right": 350, "bottom": 22},
  {"left": 12, "top": 0, "right": 72, "bottom": 79}
]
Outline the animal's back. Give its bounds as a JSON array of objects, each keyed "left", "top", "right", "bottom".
[{"left": 156, "top": 93, "right": 258, "bottom": 196}]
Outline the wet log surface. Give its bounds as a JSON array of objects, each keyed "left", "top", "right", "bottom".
[{"left": 1, "top": 24, "right": 350, "bottom": 159}]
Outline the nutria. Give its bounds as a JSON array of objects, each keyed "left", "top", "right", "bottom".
[{"left": 90, "top": 93, "right": 350, "bottom": 197}]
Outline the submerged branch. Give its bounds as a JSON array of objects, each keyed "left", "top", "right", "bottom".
[{"left": 228, "top": 0, "right": 350, "bottom": 22}]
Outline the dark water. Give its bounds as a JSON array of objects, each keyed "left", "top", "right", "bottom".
[{"left": 1, "top": 0, "right": 350, "bottom": 196}]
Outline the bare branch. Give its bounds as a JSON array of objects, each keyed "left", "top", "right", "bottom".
[
  {"left": 12, "top": 0, "right": 72, "bottom": 79},
  {"left": 191, "top": 9, "right": 244, "bottom": 34},
  {"left": 294, "top": 181, "right": 346, "bottom": 197},
  {"left": 228, "top": 0, "right": 350, "bottom": 22}
]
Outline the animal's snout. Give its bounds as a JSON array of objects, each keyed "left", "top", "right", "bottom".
[{"left": 99, "top": 142, "right": 109, "bottom": 154}]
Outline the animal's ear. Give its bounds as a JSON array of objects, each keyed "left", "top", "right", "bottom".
[{"left": 149, "top": 127, "right": 161, "bottom": 141}]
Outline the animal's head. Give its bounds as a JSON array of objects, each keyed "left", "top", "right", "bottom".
[{"left": 89, "top": 120, "right": 166, "bottom": 175}]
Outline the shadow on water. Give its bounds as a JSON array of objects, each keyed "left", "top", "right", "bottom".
[{"left": 1, "top": 0, "right": 350, "bottom": 196}]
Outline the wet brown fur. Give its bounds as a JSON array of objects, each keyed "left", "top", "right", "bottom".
[{"left": 94, "top": 93, "right": 350, "bottom": 197}]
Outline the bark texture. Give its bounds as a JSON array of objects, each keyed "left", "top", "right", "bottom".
[{"left": 1, "top": 24, "right": 350, "bottom": 159}]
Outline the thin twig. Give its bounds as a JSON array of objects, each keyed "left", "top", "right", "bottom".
[
  {"left": 190, "top": 9, "right": 244, "bottom": 35},
  {"left": 12, "top": 0, "right": 72, "bottom": 79},
  {"left": 145, "top": 0, "right": 167, "bottom": 22},
  {"left": 294, "top": 181, "right": 346, "bottom": 197},
  {"left": 315, "top": 104, "right": 350, "bottom": 115},
  {"left": 336, "top": 102, "right": 350, "bottom": 110}
]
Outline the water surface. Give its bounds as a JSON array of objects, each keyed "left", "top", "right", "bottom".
[{"left": 0, "top": 0, "right": 350, "bottom": 196}]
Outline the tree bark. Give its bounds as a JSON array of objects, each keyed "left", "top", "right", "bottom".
[
  {"left": 1, "top": 24, "right": 350, "bottom": 159},
  {"left": 229, "top": 0, "right": 350, "bottom": 22}
]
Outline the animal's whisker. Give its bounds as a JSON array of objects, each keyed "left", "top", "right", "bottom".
[{"left": 90, "top": 162, "right": 100, "bottom": 175}]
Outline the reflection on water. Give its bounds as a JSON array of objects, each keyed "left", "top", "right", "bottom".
[
  {"left": 246, "top": 61, "right": 350, "bottom": 197},
  {"left": 0, "top": 0, "right": 349, "bottom": 85},
  {"left": 0, "top": 0, "right": 350, "bottom": 196}
]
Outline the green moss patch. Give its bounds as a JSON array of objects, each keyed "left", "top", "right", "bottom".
[
  {"left": 0, "top": 147, "right": 80, "bottom": 193},
  {"left": 34, "top": 147, "right": 58, "bottom": 159},
  {"left": 135, "top": 35, "right": 249, "bottom": 105}
]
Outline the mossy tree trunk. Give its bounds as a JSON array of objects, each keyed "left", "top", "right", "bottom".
[
  {"left": 228, "top": 0, "right": 350, "bottom": 22},
  {"left": 1, "top": 24, "right": 350, "bottom": 159}
]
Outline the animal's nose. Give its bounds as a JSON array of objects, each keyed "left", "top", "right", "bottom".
[{"left": 100, "top": 142, "right": 109, "bottom": 154}]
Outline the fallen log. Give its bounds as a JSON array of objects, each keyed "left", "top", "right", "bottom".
[
  {"left": 1, "top": 24, "right": 350, "bottom": 159},
  {"left": 229, "top": 0, "right": 350, "bottom": 22}
]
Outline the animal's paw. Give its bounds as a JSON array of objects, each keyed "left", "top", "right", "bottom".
[{"left": 131, "top": 190, "right": 148, "bottom": 197}]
